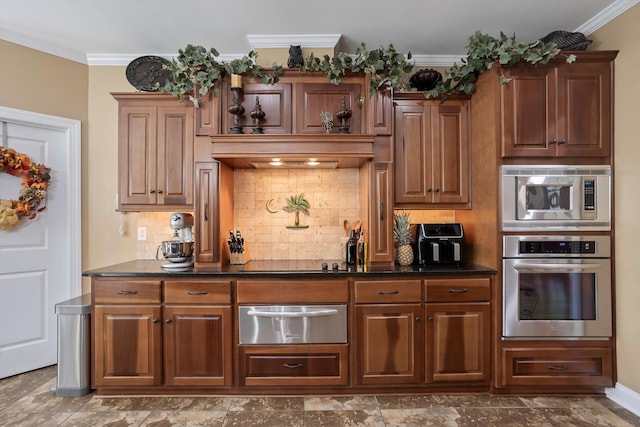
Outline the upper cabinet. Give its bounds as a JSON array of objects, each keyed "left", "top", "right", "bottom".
[
  {"left": 500, "top": 51, "right": 616, "bottom": 159},
  {"left": 113, "top": 93, "right": 194, "bottom": 211},
  {"left": 393, "top": 95, "right": 470, "bottom": 208}
]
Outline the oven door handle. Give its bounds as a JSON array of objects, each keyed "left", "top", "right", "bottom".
[
  {"left": 246, "top": 309, "right": 339, "bottom": 318},
  {"left": 513, "top": 262, "right": 602, "bottom": 271}
]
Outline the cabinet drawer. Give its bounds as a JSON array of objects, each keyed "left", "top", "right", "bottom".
[
  {"left": 237, "top": 279, "right": 348, "bottom": 303},
  {"left": 354, "top": 280, "right": 421, "bottom": 303},
  {"left": 240, "top": 345, "right": 348, "bottom": 386},
  {"left": 164, "top": 280, "right": 231, "bottom": 304},
  {"left": 93, "top": 279, "right": 161, "bottom": 304},
  {"left": 502, "top": 347, "right": 613, "bottom": 387},
  {"left": 425, "top": 278, "right": 490, "bottom": 302}
]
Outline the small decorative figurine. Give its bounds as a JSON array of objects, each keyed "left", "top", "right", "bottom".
[
  {"left": 320, "top": 111, "right": 333, "bottom": 133},
  {"left": 250, "top": 97, "right": 265, "bottom": 134},
  {"left": 336, "top": 96, "right": 352, "bottom": 134},
  {"left": 287, "top": 45, "right": 304, "bottom": 68}
]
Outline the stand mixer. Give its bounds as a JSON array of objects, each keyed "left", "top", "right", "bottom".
[{"left": 157, "top": 212, "right": 195, "bottom": 271}]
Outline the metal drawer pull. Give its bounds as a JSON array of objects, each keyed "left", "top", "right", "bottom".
[
  {"left": 378, "top": 290, "right": 399, "bottom": 295},
  {"left": 187, "top": 290, "right": 209, "bottom": 295},
  {"left": 247, "top": 309, "right": 338, "bottom": 318},
  {"left": 117, "top": 290, "right": 138, "bottom": 295},
  {"left": 548, "top": 365, "right": 569, "bottom": 371},
  {"left": 448, "top": 288, "right": 469, "bottom": 293},
  {"left": 283, "top": 363, "right": 304, "bottom": 369}
]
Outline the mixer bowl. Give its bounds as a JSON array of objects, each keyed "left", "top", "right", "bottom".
[{"left": 157, "top": 241, "right": 194, "bottom": 263}]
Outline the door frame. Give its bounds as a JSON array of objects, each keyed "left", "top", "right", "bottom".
[{"left": 0, "top": 106, "right": 82, "bottom": 296}]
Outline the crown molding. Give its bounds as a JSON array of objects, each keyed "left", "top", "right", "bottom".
[
  {"left": 247, "top": 34, "right": 341, "bottom": 49},
  {"left": 85, "top": 53, "right": 246, "bottom": 66},
  {"left": 0, "top": 27, "right": 87, "bottom": 64},
  {"left": 577, "top": 0, "right": 640, "bottom": 34},
  {"left": 412, "top": 54, "right": 465, "bottom": 68}
]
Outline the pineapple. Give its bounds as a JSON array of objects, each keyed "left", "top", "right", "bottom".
[{"left": 393, "top": 211, "right": 414, "bottom": 266}]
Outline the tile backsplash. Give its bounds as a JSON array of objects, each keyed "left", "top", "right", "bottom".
[
  {"left": 137, "top": 168, "right": 360, "bottom": 260},
  {"left": 234, "top": 168, "right": 359, "bottom": 260}
]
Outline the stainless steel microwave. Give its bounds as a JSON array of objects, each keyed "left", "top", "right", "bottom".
[{"left": 501, "top": 165, "right": 612, "bottom": 231}]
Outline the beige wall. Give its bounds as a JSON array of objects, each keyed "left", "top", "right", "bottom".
[{"left": 590, "top": 2, "right": 640, "bottom": 395}]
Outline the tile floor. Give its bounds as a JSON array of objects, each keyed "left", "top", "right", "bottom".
[{"left": 1, "top": 365, "right": 639, "bottom": 426}]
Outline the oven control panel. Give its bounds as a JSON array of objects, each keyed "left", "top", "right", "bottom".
[
  {"left": 519, "top": 240, "right": 596, "bottom": 254},
  {"left": 503, "top": 235, "right": 610, "bottom": 258}
]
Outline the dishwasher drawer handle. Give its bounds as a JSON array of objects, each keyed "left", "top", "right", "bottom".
[
  {"left": 187, "top": 290, "right": 209, "bottom": 295},
  {"left": 117, "top": 290, "right": 138, "bottom": 295},
  {"left": 548, "top": 365, "right": 569, "bottom": 371},
  {"left": 247, "top": 309, "right": 338, "bottom": 318},
  {"left": 448, "top": 288, "right": 469, "bottom": 293},
  {"left": 378, "top": 290, "right": 399, "bottom": 295},
  {"left": 283, "top": 363, "right": 304, "bottom": 369}
]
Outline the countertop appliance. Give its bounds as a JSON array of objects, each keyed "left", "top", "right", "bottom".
[
  {"left": 414, "top": 223, "right": 465, "bottom": 266},
  {"left": 501, "top": 165, "right": 611, "bottom": 231},
  {"left": 503, "top": 235, "right": 612, "bottom": 338},
  {"left": 157, "top": 212, "right": 195, "bottom": 271}
]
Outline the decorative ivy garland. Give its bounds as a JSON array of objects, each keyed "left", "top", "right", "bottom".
[{"left": 0, "top": 147, "right": 51, "bottom": 230}]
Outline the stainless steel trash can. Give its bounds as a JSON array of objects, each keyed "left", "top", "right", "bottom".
[{"left": 54, "top": 294, "right": 91, "bottom": 397}]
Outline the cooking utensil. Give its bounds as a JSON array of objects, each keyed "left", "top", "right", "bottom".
[{"left": 343, "top": 220, "right": 350, "bottom": 237}]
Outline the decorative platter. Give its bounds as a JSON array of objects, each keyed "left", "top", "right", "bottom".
[{"left": 125, "top": 55, "right": 172, "bottom": 91}]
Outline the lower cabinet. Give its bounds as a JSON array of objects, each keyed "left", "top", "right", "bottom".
[
  {"left": 424, "top": 277, "right": 492, "bottom": 384},
  {"left": 163, "top": 306, "right": 231, "bottom": 386},
  {"left": 354, "top": 279, "right": 423, "bottom": 385},
  {"left": 92, "top": 278, "right": 232, "bottom": 391},
  {"left": 500, "top": 344, "right": 614, "bottom": 387},
  {"left": 93, "top": 304, "right": 163, "bottom": 387},
  {"left": 355, "top": 304, "right": 422, "bottom": 384},
  {"left": 239, "top": 345, "right": 349, "bottom": 387},
  {"left": 425, "top": 303, "right": 490, "bottom": 383}
]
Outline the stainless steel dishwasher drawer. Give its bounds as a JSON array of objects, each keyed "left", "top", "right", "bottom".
[{"left": 238, "top": 305, "right": 347, "bottom": 344}]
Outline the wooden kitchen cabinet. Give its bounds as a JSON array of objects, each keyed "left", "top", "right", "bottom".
[
  {"left": 354, "top": 279, "right": 422, "bottom": 385},
  {"left": 424, "top": 277, "right": 491, "bottom": 384},
  {"left": 394, "top": 95, "right": 470, "bottom": 207},
  {"left": 499, "top": 343, "right": 613, "bottom": 388},
  {"left": 113, "top": 93, "right": 194, "bottom": 211},
  {"left": 92, "top": 279, "right": 163, "bottom": 387},
  {"left": 500, "top": 51, "right": 616, "bottom": 159},
  {"left": 363, "top": 162, "right": 394, "bottom": 263},
  {"left": 163, "top": 280, "right": 232, "bottom": 387}
]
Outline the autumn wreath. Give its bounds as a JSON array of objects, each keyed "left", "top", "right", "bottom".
[{"left": 0, "top": 147, "right": 51, "bottom": 230}]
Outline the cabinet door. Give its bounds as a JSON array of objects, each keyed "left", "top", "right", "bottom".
[
  {"left": 296, "top": 83, "right": 364, "bottom": 133},
  {"left": 556, "top": 61, "right": 611, "bottom": 157},
  {"left": 394, "top": 103, "right": 430, "bottom": 203},
  {"left": 118, "top": 106, "right": 158, "bottom": 206},
  {"left": 93, "top": 305, "right": 162, "bottom": 387},
  {"left": 368, "top": 162, "right": 394, "bottom": 263},
  {"left": 194, "top": 162, "right": 219, "bottom": 264},
  {"left": 432, "top": 101, "right": 470, "bottom": 204},
  {"left": 501, "top": 66, "right": 557, "bottom": 158},
  {"left": 425, "top": 303, "right": 490, "bottom": 383},
  {"left": 157, "top": 106, "right": 194, "bottom": 205},
  {"left": 355, "top": 304, "right": 422, "bottom": 384},
  {"left": 163, "top": 305, "right": 232, "bottom": 386}
]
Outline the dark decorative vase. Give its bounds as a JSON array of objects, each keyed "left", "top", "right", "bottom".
[{"left": 409, "top": 68, "right": 442, "bottom": 91}]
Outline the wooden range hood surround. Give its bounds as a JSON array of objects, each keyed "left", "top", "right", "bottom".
[{"left": 210, "top": 133, "right": 375, "bottom": 169}]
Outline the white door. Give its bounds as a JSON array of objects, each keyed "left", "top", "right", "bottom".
[{"left": 0, "top": 107, "right": 81, "bottom": 379}]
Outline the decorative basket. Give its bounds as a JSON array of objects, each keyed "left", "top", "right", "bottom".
[{"left": 540, "top": 31, "right": 592, "bottom": 51}]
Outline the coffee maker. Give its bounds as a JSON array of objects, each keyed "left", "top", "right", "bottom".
[
  {"left": 156, "top": 212, "right": 195, "bottom": 271},
  {"left": 414, "top": 223, "right": 465, "bottom": 266}
]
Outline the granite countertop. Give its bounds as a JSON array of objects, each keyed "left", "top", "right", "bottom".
[{"left": 83, "top": 259, "right": 496, "bottom": 278}]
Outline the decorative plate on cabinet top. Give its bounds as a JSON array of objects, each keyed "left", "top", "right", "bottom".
[{"left": 125, "top": 55, "right": 172, "bottom": 91}]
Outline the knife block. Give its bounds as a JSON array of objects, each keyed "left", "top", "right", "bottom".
[{"left": 230, "top": 249, "right": 249, "bottom": 265}]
